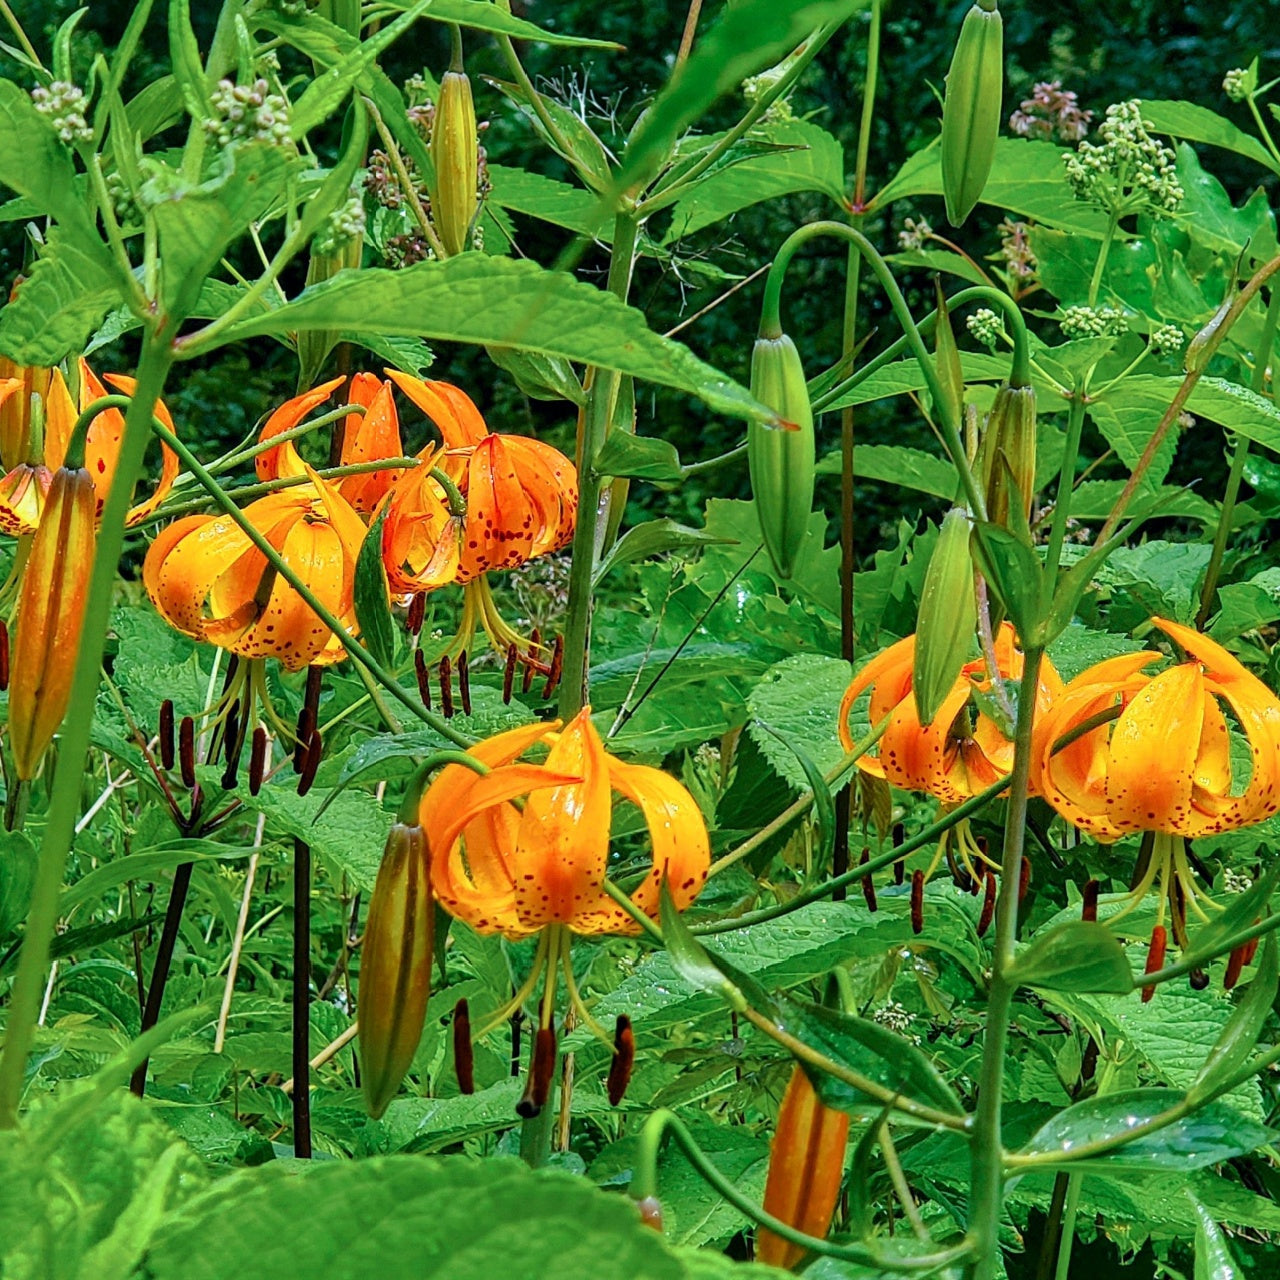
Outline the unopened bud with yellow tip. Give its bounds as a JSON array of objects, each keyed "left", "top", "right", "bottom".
[
  {"left": 430, "top": 36, "right": 479, "bottom": 259},
  {"left": 912, "top": 506, "right": 977, "bottom": 727}
]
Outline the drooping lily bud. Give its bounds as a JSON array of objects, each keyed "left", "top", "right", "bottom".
[
  {"left": 0, "top": 353, "right": 52, "bottom": 471},
  {"left": 912, "top": 506, "right": 977, "bottom": 726},
  {"left": 976, "top": 381, "right": 1037, "bottom": 529},
  {"left": 757, "top": 1066, "right": 851, "bottom": 1269},
  {"left": 747, "top": 331, "right": 815, "bottom": 579},
  {"left": 430, "top": 61, "right": 480, "bottom": 257},
  {"left": 359, "top": 818, "right": 433, "bottom": 1118},
  {"left": 8, "top": 460, "right": 95, "bottom": 780},
  {"left": 940, "top": 0, "right": 1003, "bottom": 227}
]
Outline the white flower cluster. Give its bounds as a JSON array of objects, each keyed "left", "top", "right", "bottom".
[
  {"left": 966, "top": 308, "right": 1005, "bottom": 349},
  {"left": 897, "top": 216, "right": 933, "bottom": 252},
  {"left": 1222, "top": 68, "right": 1250, "bottom": 103},
  {"left": 1221, "top": 867, "right": 1253, "bottom": 895},
  {"left": 207, "top": 78, "right": 293, "bottom": 148},
  {"left": 1063, "top": 100, "right": 1184, "bottom": 217},
  {"left": 31, "top": 80, "right": 93, "bottom": 145},
  {"left": 1060, "top": 305, "right": 1128, "bottom": 339},
  {"left": 1150, "top": 323, "right": 1184, "bottom": 355},
  {"left": 873, "top": 1000, "right": 921, "bottom": 1045},
  {"left": 313, "top": 186, "right": 365, "bottom": 256}
]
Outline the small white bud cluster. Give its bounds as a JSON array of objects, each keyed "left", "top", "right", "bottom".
[
  {"left": 207, "top": 78, "right": 293, "bottom": 148},
  {"left": 31, "top": 80, "right": 93, "bottom": 145},
  {"left": 897, "top": 216, "right": 933, "bottom": 251},
  {"left": 1060, "top": 304, "right": 1127, "bottom": 339},
  {"left": 966, "top": 308, "right": 1005, "bottom": 349},
  {"left": 873, "top": 1000, "right": 921, "bottom": 1045},
  {"left": 1063, "top": 100, "right": 1184, "bottom": 217},
  {"left": 313, "top": 185, "right": 365, "bottom": 256},
  {"left": 1150, "top": 323, "right": 1184, "bottom": 355},
  {"left": 1221, "top": 867, "right": 1253, "bottom": 895},
  {"left": 1222, "top": 69, "right": 1250, "bottom": 103}
]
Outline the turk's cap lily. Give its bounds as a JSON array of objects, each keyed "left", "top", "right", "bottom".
[
  {"left": 423, "top": 709, "right": 710, "bottom": 937},
  {"left": 1031, "top": 616, "right": 1280, "bottom": 841},
  {"left": 144, "top": 461, "right": 368, "bottom": 671},
  {"left": 839, "top": 622, "right": 1063, "bottom": 805}
]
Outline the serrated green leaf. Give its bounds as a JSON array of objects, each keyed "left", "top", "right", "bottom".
[
  {"left": 816, "top": 442, "right": 958, "bottom": 501},
  {"left": 1011, "top": 921, "right": 1134, "bottom": 994},
  {"left": 595, "top": 520, "right": 731, "bottom": 584},
  {"left": 746, "top": 655, "right": 852, "bottom": 791}
]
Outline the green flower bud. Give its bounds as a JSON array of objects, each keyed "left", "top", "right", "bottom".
[
  {"left": 913, "top": 506, "right": 977, "bottom": 727},
  {"left": 940, "top": 0, "right": 1004, "bottom": 227},
  {"left": 976, "top": 381, "right": 1036, "bottom": 529},
  {"left": 430, "top": 70, "right": 479, "bottom": 258},
  {"left": 747, "top": 331, "right": 816, "bottom": 579}
]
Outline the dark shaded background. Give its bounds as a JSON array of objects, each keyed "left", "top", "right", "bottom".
[{"left": 2, "top": 0, "right": 1278, "bottom": 548}]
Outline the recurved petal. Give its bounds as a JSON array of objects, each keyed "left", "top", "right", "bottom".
[
  {"left": 838, "top": 634, "right": 915, "bottom": 752},
  {"left": 145, "top": 514, "right": 253, "bottom": 639},
  {"left": 102, "top": 373, "right": 182, "bottom": 526},
  {"left": 254, "top": 378, "right": 344, "bottom": 481},
  {"left": 386, "top": 371, "right": 489, "bottom": 450}
]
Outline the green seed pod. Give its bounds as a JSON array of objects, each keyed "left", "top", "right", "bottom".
[
  {"left": 747, "top": 331, "right": 816, "bottom": 579},
  {"left": 913, "top": 506, "right": 977, "bottom": 727},
  {"left": 940, "top": 0, "right": 1003, "bottom": 227},
  {"left": 976, "top": 381, "right": 1037, "bottom": 529},
  {"left": 430, "top": 69, "right": 479, "bottom": 257},
  {"left": 359, "top": 820, "right": 432, "bottom": 1118}
]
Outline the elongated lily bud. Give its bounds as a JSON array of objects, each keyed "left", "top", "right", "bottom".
[
  {"left": 940, "top": 0, "right": 1003, "bottom": 226},
  {"left": 8, "top": 462, "right": 94, "bottom": 780},
  {"left": 912, "top": 506, "right": 977, "bottom": 726},
  {"left": 0, "top": 353, "right": 51, "bottom": 471},
  {"left": 430, "top": 67, "right": 480, "bottom": 257},
  {"left": 359, "top": 819, "right": 433, "bottom": 1118},
  {"left": 757, "top": 1066, "right": 851, "bottom": 1269},
  {"left": 976, "top": 381, "right": 1037, "bottom": 529},
  {"left": 748, "top": 331, "right": 815, "bottom": 579}
]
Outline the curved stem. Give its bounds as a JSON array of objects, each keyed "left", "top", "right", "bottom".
[
  {"left": 1042, "top": 384, "right": 1088, "bottom": 593},
  {"left": 631, "top": 1110, "right": 974, "bottom": 1270},
  {"left": 0, "top": 337, "right": 174, "bottom": 1129}
]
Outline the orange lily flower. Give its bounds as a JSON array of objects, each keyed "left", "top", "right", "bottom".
[
  {"left": 143, "top": 461, "right": 368, "bottom": 671},
  {"left": 0, "top": 359, "right": 179, "bottom": 534},
  {"left": 8, "top": 458, "right": 95, "bottom": 780},
  {"left": 1032, "top": 617, "right": 1280, "bottom": 842},
  {"left": 839, "top": 622, "right": 1063, "bottom": 806},
  {"left": 757, "top": 1066, "right": 851, "bottom": 1269},
  {"left": 255, "top": 374, "right": 407, "bottom": 516},
  {"left": 425, "top": 708, "right": 709, "bottom": 938}
]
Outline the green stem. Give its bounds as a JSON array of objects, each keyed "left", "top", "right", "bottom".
[
  {"left": 1053, "top": 1174, "right": 1083, "bottom": 1280},
  {"left": 631, "top": 1110, "right": 973, "bottom": 1270},
  {"left": 1245, "top": 94, "right": 1280, "bottom": 172},
  {"left": 0, "top": 337, "right": 174, "bottom": 1129},
  {"left": 1195, "top": 282, "right": 1280, "bottom": 628},
  {"left": 146, "top": 416, "right": 472, "bottom": 748},
  {"left": 213, "top": 402, "right": 366, "bottom": 473},
  {"left": 557, "top": 212, "right": 639, "bottom": 718},
  {"left": 1042, "top": 384, "right": 1087, "bottom": 594},
  {"left": 965, "top": 648, "right": 1044, "bottom": 1280},
  {"left": 1086, "top": 216, "right": 1118, "bottom": 309}
]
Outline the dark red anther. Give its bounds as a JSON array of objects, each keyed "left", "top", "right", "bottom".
[
  {"left": 892, "top": 822, "right": 905, "bottom": 847},
  {"left": 453, "top": 998, "right": 475, "bottom": 1095},
  {"left": 224, "top": 704, "right": 241, "bottom": 767},
  {"left": 1224, "top": 945, "right": 1247, "bottom": 990},
  {"left": 159, "top": 699, "right": 175, "bottom": 771},
  {"left": 502, "top": 643, "right": 518, "bottom": 705},
  {"left": 406, "top": 591, "right": 426, "bottom": 635},
  {"left": 1018, "top": 856, "right": 1031, "bottom": 903},
  {"left": 542, "top": 634, "right": 564, "bottom": 700},
  {"left": 414, "top": 648, "right": 432, "bottom": 709},
  {"left": 0, "top": 617, "right": 10, "bottom": 692},
  {"left": 297, "top": 730, "right": 322, "bottom": 797},
  {"left": 1189, "top": 968, "right": 1210, "bottom": 990},
  {"left": 910, "top": 870, "right": 924, "bottom": 935},
  {"left": 1242, "top": 936, "right": 1260, "bottom": 967},
  {"left": 249, "top": 726, "right": 268, "bottom": 796},
  {"left": 293, "top": 706, "right": 316, "bottom": 773},
  {"left": 1081, "top": 879, "right": 1100, "bottom": 923},
  {"left": 457, "top": 650, "right": 472, "bottom": 716},
  {"left": 1141, "top": 924, "right": 1167, "bottom": 1003},
  {"left": 531, "top": 1025, "right": 556, "bottom": 1108},
  {"left": 893, "top": 858, "right": 905, "bottom": 886},
  {"left": 978, "top": 871, "right": 997, "bottom": 937},
  {"left": 606, "top": 1015, "right": 635, "bottom": 1106},
  {"left": 859, "top": 848, "right": 877, "bottom": 913},
  {"left": 179, "top": 715, "right": 197, "bottom": 788},
  {"left": 439, "top": 655, "right": 454, "bottom": 719},
  {"left": 522, "top": 628, "right": 541, "bottom": 694}
]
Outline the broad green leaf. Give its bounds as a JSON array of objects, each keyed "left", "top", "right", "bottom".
[
  {"left": 1140, "top": 98, "right": 1280, "bottom": 175},
  {"left": 660, "top": 880, "right": 749, "bottom": 1012},
  {"left": 215, "top": 255, "right": 774, "bottom": 423},
  {"left": 144, "top": 1157, "right": 688, "bottom": 1280},
  {"left": 754, "top": 722, "right": 835, "bottom": 867},
  {"left": 1210, "top": 566, "right": 1280, "bottom": 641},
  {"left": 874, "top": 138, "right": 1113, "bottom": 237},
  {"left": 971, "top": 524, "right": 1043, "bottom": 640},
  {"left": 1175, "top": 143, "right": 1278, "bottom": 259},
  {"left": 818, "top": 351, "right": 1014, "bottom": 413},
  {"left": 58, "top": 841, "right": 256, "bottom": 916},
  {"left": 595, "top": 519, "right": 732, "bottom": 584},
  {"left": 1018, "top": 1089, "right": 1271, "bottom": 1171},
  {"left": 167, "top": 0, "right": 211, "bottom": 124},
  {"left": 1096, "top": 541, "right": 1212, "bottom": 628},
  {"left": 1069, "top": 480, "right": 1217, "bottom": 526},
  {"left": 1086, "top": 386, "right": 1179, "bottom": 488},
  {"left": 353, "top": 512, "right": 395, "bottom": 670},
  {"left": 746, "top": 654, "right": 852, "bottom": 790},
  {"left": 615, "top": 0, "right": 866, "bottom": 195},
  {"left": 1190, "top": 1192, "right": 1245, "bottom": 1280},
  {"left": 369, "top": 0, "right": 622, "bottom": 48},
  {"left": 485, "top": 343, "right": 584, "bottom": 405},
  {"left": 817, "top": 442, "right": 958, "bottom": 501},
  {"left": 488, "top": 164, "right": 605, "bottom": 238},
  {"left": 1030, "top": 225, "right": 1158, "bottom": 314},
  {"left": 596, "top": 432, "right": 684, "bottom": 483},
  {"left": 1010, "top": 921, "right": 1133, "bottom": 994},
  {"left": 785, "top": 995, "right": 966, "bottom": 1117},
  {"left": 0, "top": 225, "right": 119, "bottom": 364},
  {"left": 884, "top": 248, "right": 992, "bottom": 288},
  {"left": 662, "top": 119, "right": 846, "bottom": 241},
  {"left": 0, "top": 829, "right": 36, "bottom": 936}
]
